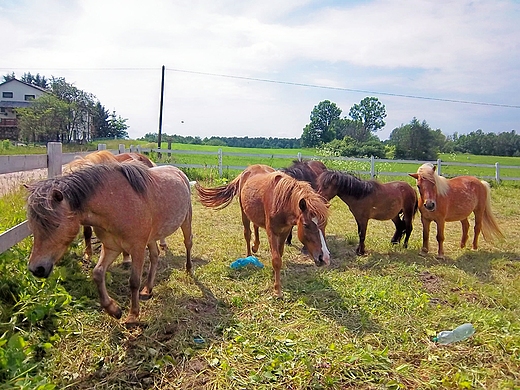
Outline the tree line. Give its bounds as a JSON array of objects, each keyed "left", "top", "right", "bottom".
[{"left": 2, "top": 72, "right": 129, "bottom": 143}]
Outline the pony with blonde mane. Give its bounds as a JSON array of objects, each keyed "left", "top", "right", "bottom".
[
  {"left": 65, "top": 150, "right": 162, "bottom": 263},
  {"left": 195, "top": 164, "right": 330, "bottom": 297},
  {"left": 410, "top": 163, "right": 503, "bottom": 258}
]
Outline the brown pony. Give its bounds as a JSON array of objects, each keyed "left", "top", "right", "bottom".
[
  {"left": 195, "top": 164, "right": 330, "bottom": 297},
  {"left": 410, "top": 163, "right": 503, "bottom": 258},
  {"left": 280, "top": 159, "right": 328, "bottom": 245},
  {"left": 317, "top": 170, "right": 418, "bottom": 255},
  {"left": 65, "top": 150, "right": 160, "bottom": 263},
  {"left": 26, "top": 162, "right": 193, "bottom": 324}
]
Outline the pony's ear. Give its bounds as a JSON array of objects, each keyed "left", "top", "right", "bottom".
[
  {"left": 432, "top": 165, "right": 437, "bottom": 172},
  {"left": 409, "top": 173, "right": 419, "bottom": 180},
  {"left": 298, "top": 198, "right": 307, "bottom": 212},
  {"left": 52, "top": 189, "right": 64, "bottom": 202}
]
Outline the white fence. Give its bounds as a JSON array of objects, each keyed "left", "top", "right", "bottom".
[{"left": 2, "top": 143, "right": 520, "bottom": 254}]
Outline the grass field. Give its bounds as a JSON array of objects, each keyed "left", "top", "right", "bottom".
[{"left": 1, "top": 143, "right": 520, "bottom": 389}]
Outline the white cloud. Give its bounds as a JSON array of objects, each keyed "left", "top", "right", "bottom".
[{"left": 1, "top": 0, "right": 519, "bottom": 140}]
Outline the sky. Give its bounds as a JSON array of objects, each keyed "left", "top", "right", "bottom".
[{"left": 1, "top": 0, "right": 519, "bottom": 141}]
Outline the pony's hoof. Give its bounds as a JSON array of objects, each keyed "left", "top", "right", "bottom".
[
  {"left": 124, "top": 315, "right": 140, "bottom": 326},
  {"left": 106, "top": 302, "right": 122, "bottom": 319},
  {"left": 252, "top": 246, "right": 259, "bottom": 253},
  {"left": 121, "top": 260, "right": 131, "bottom": 269},
  {"left": 160, "top": 243, "right": 168, "bottom": 251},
  {"left": 139, "top": 288, "right": 153, "bottom": 300}
]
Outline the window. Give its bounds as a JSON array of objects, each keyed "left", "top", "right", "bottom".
[
  {"left": 25, "top": 95, "right": 35, "bottom": 101},
  {"left": 0, "top": 108, "right": 5, "bottom": 113},
  {"left": 2, "top": 92, "right": 13, "bottom": 98}
]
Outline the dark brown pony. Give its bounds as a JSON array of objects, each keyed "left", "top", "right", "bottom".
[
  {"left": 317, "top": 170, "right": 418, "bottom": 255},
  {"left": 195, "top": 164, "right": 330, "bottom": 297},
  {"left": 410, "top": 163, "right": 503, "bottom": 259},
  {"left": 65, "top": 150, "right": 159, "bottom": 263},
  {"left": 280, "top": 160, "right": 328, "bottom": 245},
  {"left": 27, "top": 162, "right": 193, "bottom": 324}
]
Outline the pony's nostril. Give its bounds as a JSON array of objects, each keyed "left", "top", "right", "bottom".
[{"left": 32, "top": 265, "right": 47, "bottom": 278}]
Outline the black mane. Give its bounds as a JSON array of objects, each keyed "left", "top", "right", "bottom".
[{"left": 317, "top": 170, "right": 375, "bottom": 199}]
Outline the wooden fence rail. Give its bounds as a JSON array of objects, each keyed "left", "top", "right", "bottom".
[{"left": 2, "top": 142, "right": 520, "bottom": 254}]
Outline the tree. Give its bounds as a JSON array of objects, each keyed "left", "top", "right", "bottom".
[
  {"left": 301, "top": 100, "right": 342, "bottom": 147},
  {"left": 107, "top": 111, "right": 129, "bottom": 139},
  {"left": 92, "top": 102, "right": 111, "bottom": 138},
  {"left": 389, "top": 118, "right": 443, "bottom": 160},
  {"left": 349, "top": 97, "right": 387, "bottom": 140},
  {"left": 331, "top": 118, "right": 366, "bottom": 142},
  {"left": 2, "top": 72, "right": 16, "bottom": 82},
  {"left": 21, "top": 72, "right": 49, "bottom": 89}
]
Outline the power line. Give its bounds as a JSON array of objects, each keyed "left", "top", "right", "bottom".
[{"left": 167, "top": 67, "right": 520, "bottom": 109}]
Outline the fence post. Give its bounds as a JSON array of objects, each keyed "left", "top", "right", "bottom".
[
  {"left": 218, "top": 148, "right": 223, "bottom": 178},
  {"left": 97, "top": 144, "right": 106, "bottom": 150},
  {"left": 370, "top": 156, "right": 375, "bottom": 178},
  {"left": 495, "top": 162, "right": 500, "bottom": 183},
  {"left": 168, "top": 141, "right": 172, "bottom": 158},
  {"left": 47, "top": 142, "right": 62, "bottom": 178},
  {"left": 118, "top": 144, "right": 125, "bottom": 154},
  {"left": 297, "top": 152, "right": 302, "bottom": 162},
  {"left": 436, "top": 159, "right": 442, "bottom": 176}
]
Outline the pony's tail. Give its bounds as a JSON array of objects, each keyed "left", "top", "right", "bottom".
[
  {"left": 480, "top": 181, "right": 504, "bottom": 242},
  {"left": 195, "top": 176, "right": 240, "bottom": 210}
]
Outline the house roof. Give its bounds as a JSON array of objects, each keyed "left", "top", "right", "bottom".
[{"left": 0, "top": 78, "right": 48, "bottom": 93}]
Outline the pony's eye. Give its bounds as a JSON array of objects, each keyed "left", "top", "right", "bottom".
[{"left": 303, "top": 223, "right": 310, "bottom": 229}]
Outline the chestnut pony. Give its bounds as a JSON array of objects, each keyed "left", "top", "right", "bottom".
[
  {"left": 195, "top": 164, "right": 330, "bottom": 297},
  {"left": 65, "top": 150, "right": 161, "bottom": 263},
  {"left": 317, "top": 170, "right": 418, "bottom": 255},
  {"left": 410, "top": 163, "right": 503, "bottom": 258},
  {"left": 280, "top": 160, "right": 328, "bottom": 245},
  {"left": 27, "top": 162, "right": 193, "bottom": 324}
]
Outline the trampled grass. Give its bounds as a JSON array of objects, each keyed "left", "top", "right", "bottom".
[{"left": 2, "top": 180, "right": 519, "bottom": 389}]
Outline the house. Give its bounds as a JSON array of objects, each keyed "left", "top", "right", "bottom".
[{"left": 0, "top": 78, "right": 47, "bottom": 140}]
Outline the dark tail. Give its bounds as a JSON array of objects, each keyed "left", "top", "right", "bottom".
[{"left": 195, "top": 176, "right": 241, "bottom": 210}]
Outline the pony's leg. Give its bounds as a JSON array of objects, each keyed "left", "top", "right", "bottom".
[
  {"left": 92, "top": 245, "right": 123, "bottom": 319},
  {"left": 356, "top": 219, "right": 368, "bottom": 255},
  {"left": 390, "top": 215, "right": 405, "bottom": 244},
  {"left": 241, "top": 211, "right": 253, "bottom": 256},
  {"left": 286, "top": 229, "right": 293, "bottom": 246},
  {"left": 180, "top": 212, "right": 193, "bottom": 274},
  {"left": 159, "top": 238, "right": 168, "bottom": 251},
  {"left": 83, "top": 225, "right": 93, "bottom": 260},
  {"left": 472, "top": 212, "right": 483, "bottom": 250},
  {"left": 267, "top": 232, "right": 286, "bottom": 298},
  {"left": 420, "top": 217, "right": 431, "bottom": 254},
  {"left": 126, "top": 248, "right": 147, "bottom": 324},
  {"left": 403, "top": 213, "right": 413, "bottom": 248},
  {"left": 140, "top": 241, "right": 159, "bottom": 300},
  {"left": 252, "top": 225, "right": 260, "bottom": 253},
  {"left": 460, "top": 218, "right": 470, "bottom": 248},
  {"left": 435, "top": 220, "right": 446, "bottom": 259}
]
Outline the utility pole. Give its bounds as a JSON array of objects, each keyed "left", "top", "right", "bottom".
[{"left": 158, "top": 65, "right": 165, "bottom": 150}]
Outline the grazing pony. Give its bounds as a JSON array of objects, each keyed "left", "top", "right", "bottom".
[
  {"left": 317, "top": 170, "right": 418, "bottom": 255},
  {"left": 26, "top": 162, "right": 193, "bottom": 324},
  {"left": 410, "top": 163, "right": 503, "bottom": 258},
  {"left": 280, "top": 160, "right": 328, "bottom": 245},
  {"left": 65, "top": 150, "right": 161, "bottom": 263},
  {"left": 195, "top": 164, "right": 330, "bottom": 297}
]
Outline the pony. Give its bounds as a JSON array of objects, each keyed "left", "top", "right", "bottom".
[
  {"left": 26, "top": 162, "right": 193, "bottom": 324},
  {"left": 65, "top": 150, "right": 161, "bottom": 263},
  {"left": 409, "top": 163, "right": 503, "bottom": 258},
  {"left": 280, "top": 159, "right": 328, "bottom": 245},
  {"left": 316, "top": 170, "right": 418, "bottom": 255},
  {"left": 195, "top": 164, "right": 330, "bottom": 297}
]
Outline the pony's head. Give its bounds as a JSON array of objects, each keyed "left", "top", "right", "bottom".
[
  {"left": 26, "top": 182, "right": 81, "bottom": 278},
  {"left": 409, "top": 163, "right": 449, "bottom": 212},
  {"left": 295, "top": 197, "right": 331, "bottom": 267}
]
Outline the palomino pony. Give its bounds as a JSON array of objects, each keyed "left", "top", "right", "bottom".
[
  {"left": 410, "top": 163, "right": 503, "bottom": 258},
  {"left": 280, "top": 160, "right": 328, "bottom": 245},
  {"left": 317, "top": 170, "right": 418, "bottom": 255},
  {"left": 65, "top": 150, "right": 162, "bottom": 263},
  {"left": 195, "top": 164, "right": 330, "bottom": 297},
  {"left": 26, "top": 162, "right": 193, "bottom": 324}
]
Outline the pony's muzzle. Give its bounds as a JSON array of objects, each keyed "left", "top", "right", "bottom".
[
  {"left": 424, "top": 200, "right": 436, "bottom": 212},
  {"left": 29, "top": 262, "right": 53, "bottom": 278}
]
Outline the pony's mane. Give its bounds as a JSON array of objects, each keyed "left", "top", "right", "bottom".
[
  {"left": 417, "top": 163, "right": 449, "bottom": 196},
  {"left": 318, "top": 170, "right": 375, "bottom": 199},
  {"left": 27, "top": 162, "right": 153, "bottom": 232},
  {"left": 280, "top": 160, "right": 320, "bottom": 187},
  {"left": 65, "top": 150, "right": 119, "bottom": 172},
  {"left": 271, "top": 173, "right": 329, "bottom": 227}
]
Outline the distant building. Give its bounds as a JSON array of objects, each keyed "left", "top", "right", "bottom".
[{"left": 0, "top": 78, "right": 47, "bottom": 140}]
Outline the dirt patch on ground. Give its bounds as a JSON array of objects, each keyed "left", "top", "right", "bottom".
[{"left": 0, "top": 168, "right": 47, "bottom": 197}]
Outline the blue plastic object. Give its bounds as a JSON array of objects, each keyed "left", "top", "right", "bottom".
[{"left": 230, "top": 255, "right": 264, "bottom": 269}]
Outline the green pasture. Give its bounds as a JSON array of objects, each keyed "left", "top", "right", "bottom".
[{"left": 0, "top": 156, "right": 519, "bottom": 388}]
